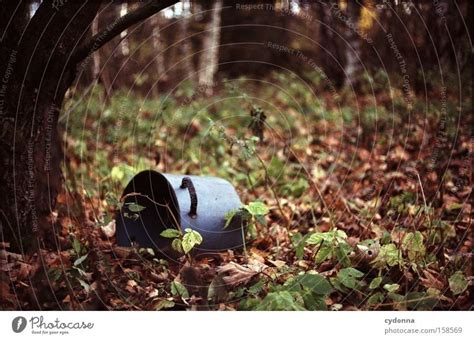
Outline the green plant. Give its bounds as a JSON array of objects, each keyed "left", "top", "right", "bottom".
[
  {"left": 401, "top": 231, "right": 426, "bottom": 268},
  {"left": 240, "top": 272, "right": 333, "bottom": 311},
  {"left": 449, "top": 271, "right": 468, "bottom": 296},
  {"left": 224, "top": 201, "right": 269, "bottom": 254},
  {"left": 160, "top": 227, "right": 203, "bottom": 259},
  {"left": 67, "top": 235, "right": 92, "bottom": 293},
  {"left": 371, "top": 243, "right": 403, "bottom": 269},
  {"left": 305, "top": 229, "right": 353, "bottom": 267},
  {"left": 330, "top": 267, "right": 366, "bottom": 293}
]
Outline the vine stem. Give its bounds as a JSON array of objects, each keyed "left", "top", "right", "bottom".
[
  {"left": 121, "top": 192, "right": 181, "bottom": 233},
  {"left": 121, "top": 192, "right": 198, "bottom": 263},
  {"left": 254, "top": 153, "right": 290, "bottom": 228}
]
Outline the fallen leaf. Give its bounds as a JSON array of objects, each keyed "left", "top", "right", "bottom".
[
  {"left": 216, "top": 261, "right": 260, "bottom": 287},
  {"left": 268, "top": 259, "right": 286, "bottom": 268},
  {"left": 101, "top": 220, "right": 116, "bottom": 238}
]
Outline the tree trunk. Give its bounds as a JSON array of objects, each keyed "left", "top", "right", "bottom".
[
  {"left": 150, "top": 13, "right": 168, "bottom": 95},
  {"left": 180, "top": 0, "right": 196, "bottom": 85},
  {"left": 92, "top": 14, "right": 101, "bottom": 80},
  {"left": 343, "top": 0, "right": 362, "bottom": 89},
  {"left": 119, "top": 2, "right": 130, "bottom": 57},
  {"left": 91, "top": 12, "right": 112, "bottom": 102},
  {"left": 314, "top": 0, "right": 345, "bottom": 88},
  {"left": 0, "top": 1, "right": 101, "bottom": 252},
  {"left": 198, "top": 0, "right": 223, "bottom": 95}
]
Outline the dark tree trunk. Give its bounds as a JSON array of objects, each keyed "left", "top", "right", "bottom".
[
  {"left": 0, "top": 1, "right": 102, "bottom": 251},
  {"left": 313, "top": 0, "right": 345, "bottom": 88}
]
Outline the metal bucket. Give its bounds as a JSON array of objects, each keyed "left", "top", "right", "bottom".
[{"left": 115, "top": 170, "right": 244, "bottom": 255}]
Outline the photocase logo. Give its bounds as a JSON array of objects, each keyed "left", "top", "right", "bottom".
[{"left": 12, "top": 316, "right": 27, "bottom": 333}]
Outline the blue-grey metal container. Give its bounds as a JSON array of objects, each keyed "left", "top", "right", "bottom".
[{"left": 115, "top": 170, "right": 244, "bottom": 255}]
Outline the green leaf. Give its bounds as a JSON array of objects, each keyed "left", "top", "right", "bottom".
[
  {"left": 306, "top": 229, "right": 347, "bottom": 246},
  {"left": 73, "top": 254, "right": 88, "bottom": 267},
  {"left": 315, "top": 245, "right": 332, "bottom": 264},
  {"left": 248, "top": 280, "right": 264, "bottom": 295},
  {"left": 111, "top": 164, "right": 136, "bottom": 185},
  {"left": 244, "top": 201, "right": 269, "bottom": 216},
  {"left": 72, "top": 237, "right": 82, "bottom": 255},
  {"left": 171, "top": 239, "right": 183, "bottom": 253},
  {"left": 446, "top": 202, "right": 463, "bottom": 211},
  {"left": 255, "top": 291, "right": 306, "bottom": 311},
  {"left": 402, "top": 231, "right": 426, "bottom": 262},
  {"left": 367, "top": 292, "right": 384, "bottom": 305},
  {"left": 223, "top": 209, "right": 238, "bottom": 229},
  {"left": 294, "top": 273, "right": 333, "bottom": 295},
  {"left": 306, "top": 229, "right": 353, "bottom": 267},
  {"left": 110, "top": 165, "right": 125, "bottom": 182},
  {"left": 306, "top": 233, "right": 325, "bottom": 245},
  {"left": 154, "top": 299, "right": 175, "bottom": 311},
  {"left": 160, "top": 228, "right": 181, "bottom": 238},
  {"left": 329, "top": 277, "right": 348, "bottom": 293},
  {"left": 126, "top": 202, "right": 146, "bottom": 212},
  {"left": 301, "top": 293, "right": 327, "bottom": 311},
  {"left": 388, "top": 292, "right": 404, "bottom": 304},
  {"left": 449, "top": 271, "right": 468, "bottom": 295},
  {"left": 268, "top": 156, "right": 285, "bottom": 179},
  {"left": 373, "top": 243, "right": 403, "bottom": 268},
  {"left": 105, "top": 192, "right": 120, "bottom": 208},
  {"left": 335, "top": 229, "right": 348, "bottom": 241},
  {"left": 383, "top": 283, "right": 400, "bottom": 293},
  {"left": 338, "top": 268, "right": 364, "bottom": 289},
  {"left": 292, "top": 233, "right": 310, "bottom": 260},
  {"left": 181, "top": 229, "right": 203, "bottom": 254},
  {"left": 171, "top": 281, "right": 189, "bottom": 298},
  {"left": 255, "top": 214, "right": 267, "bottom": 226},
  {"left": 335, "top": 242, "right": 353, "bottom": 267},
  {"left": 369, "top": 277, "right": 383, "bottom": 289},
  {"left": 246, "top": 223, "right": 257, "bottom": 239}
]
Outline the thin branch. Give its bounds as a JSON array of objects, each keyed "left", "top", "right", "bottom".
[{"left": 72, "top": 0, "right": 179, "bottom": 64}]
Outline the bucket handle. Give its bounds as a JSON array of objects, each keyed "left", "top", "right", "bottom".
[{"left": 180, "top": 177, "right": 197, "bottom": 218}]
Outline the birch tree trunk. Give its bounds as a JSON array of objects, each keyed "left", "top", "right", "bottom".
[
  {"left": 198, "top": 0, "right": 223, "bottom": 95},
  {"left": 120, "top": 3, "right": 130, "bottom": 57},
  {"left": 91, "top": 14, "right": 101, "bottom": 80},
  {"left": 343, "top": 0, "right": 362, "bottom": 88},
  {"left": 180, "top": 0, "right": 196, "bottom": 84}
]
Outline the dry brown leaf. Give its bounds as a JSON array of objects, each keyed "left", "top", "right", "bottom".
[
  {"left": 421, "top": 270, "right": 445, "bottom": 290},
  {"left": 357, "top": 148, "right": 371, "bottom": 161},
  {"left": 101, "top": 220, "right": 116, "bottom": 238},
  {"left": 268, "top": 259, "right": 286, "bottom": 268},
  {"left": 112, "top": 246, "right": 132, "bottom": 258},
  {"left": 216, "top": 261, "right": 260, "bottom": 287},
  {"left": 18, "top": 262, "right": 32, "bottom": 280}
]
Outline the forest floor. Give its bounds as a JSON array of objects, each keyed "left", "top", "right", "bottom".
[{"left": 1, "top": 73, "right": 472, "bottom": 310}]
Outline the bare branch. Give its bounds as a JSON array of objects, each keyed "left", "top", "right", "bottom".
[{"left": 72, "top": 0, "right": 179, "bottom": 64}]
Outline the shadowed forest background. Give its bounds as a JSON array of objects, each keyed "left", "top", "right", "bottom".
[{"left": 0, "top": 0, "right": 472, "bottom": 311}]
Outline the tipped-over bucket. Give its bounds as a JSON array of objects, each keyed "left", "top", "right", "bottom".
[{"left": 115, "top": 170, "right": 244, "bottom": 255}]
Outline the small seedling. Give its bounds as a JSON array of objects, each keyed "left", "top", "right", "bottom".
[{"left": 160, "top": 227, "right": 203, "bottom": 261}]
